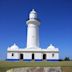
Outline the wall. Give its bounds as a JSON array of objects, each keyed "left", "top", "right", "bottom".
[
  {"left": 34, "top": 53, "right": 42, "bottom": 61},
  {"left": 7, "top": 51, "right": 59, "bottom": 61},
  {"left": 7, "top": 52, "right": 19, "bottom": 60},
  {"left": 46, "top": 52, "right": 59, "bottom": 61},
  {"left": 27, "top": 24, "right": 39, "bottom": 48},
  {"left": 23, "top": 53, "right": 32, "bottom": 61},
  {"left": 6, "top": 67, "right": 62, "bottom": 72}
]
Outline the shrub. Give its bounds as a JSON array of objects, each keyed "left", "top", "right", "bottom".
[{"left": 64, "top": 57, "right": 70, "bottom": 61}]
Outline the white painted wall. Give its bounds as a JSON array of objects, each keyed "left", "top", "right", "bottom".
[
  {"left": 7, "top": 52, "right": 19, "bottom": 59},
  {"left": 23, "top": 53, "right": 32, "bottom": 59},
  {"left": 34, "top": 53, "right": 42, "bottom": 60},
  {"left": 46, "top": 52, "right": 59, "bottom": 60},
  {"left": 7, "top": 51, "right": 59, "bottom": 60},
  {"left": 27, "top": 24, "right": 39, "bottom": 48}
]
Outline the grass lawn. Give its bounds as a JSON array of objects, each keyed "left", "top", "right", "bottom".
[{"left": 0, "top": 61, "right": 72, "bottom": 72}]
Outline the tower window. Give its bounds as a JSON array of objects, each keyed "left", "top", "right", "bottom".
[
  {"left": 12, "top": 53, "right": 14, "bottom": 56},
  {"left": 52, "top": 53, "right": 54, "bottom": 57}
]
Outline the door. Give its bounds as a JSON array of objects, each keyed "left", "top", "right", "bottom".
[
  {"left": 43, "top": 54, "right": 46, "bottom": 60},
  {"left": 32, "top": 54, "right": 34, "bottom": 60},
  {"left": 20, "top": 54, "right": 23, "bottom": 60}
]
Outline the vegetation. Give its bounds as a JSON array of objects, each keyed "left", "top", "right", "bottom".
[
  {"left": 0, "top": 61, "right": 72, "bottom": 72},
  {"left": 64, "top": 57, "right": 70, "bottom": 61},
  {"left": 59, "top": 57, "right": 71, "bottom": 61}
]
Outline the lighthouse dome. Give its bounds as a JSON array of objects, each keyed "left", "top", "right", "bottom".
[{"left": 29, "top": 9, "right": 37, "bottom": 19}]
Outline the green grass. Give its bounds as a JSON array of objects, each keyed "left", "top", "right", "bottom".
[{"left": 0, "top": 61, "right": 72, "bottom": 72}]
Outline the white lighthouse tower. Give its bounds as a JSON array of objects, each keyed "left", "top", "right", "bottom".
[
  {"left": 26, "top": 9, "right": 40, "bottom": 48},
  {"left": 7, "top": 9, "right": 59, "bottom": 61}
]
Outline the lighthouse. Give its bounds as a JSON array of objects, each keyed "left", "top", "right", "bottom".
[
  {"left": 7, "top": 9, "right": 59, "bottom": 61},
  {"left": 26, "top": 9, "right": 40, "bottom": 48}
]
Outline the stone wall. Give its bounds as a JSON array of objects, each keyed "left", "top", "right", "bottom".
[{"left": 6, "top": 67, "right": 62, "bottom": 72}]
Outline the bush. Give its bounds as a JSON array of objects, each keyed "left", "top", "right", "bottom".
[{"left": 64, "top": 57, "right": 70, "bottom": 61}]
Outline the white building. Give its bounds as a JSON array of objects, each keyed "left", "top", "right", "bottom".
[{"left": 7, "top": 9, "right": 59, "bottom": 61}]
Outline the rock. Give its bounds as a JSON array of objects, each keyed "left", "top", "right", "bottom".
[{"left": 7, "top": 67, "right": 62, "bottom": 72}]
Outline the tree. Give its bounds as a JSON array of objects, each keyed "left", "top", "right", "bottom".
[{"left": 64, "top": 57, "right": 70, "bottom": 61}]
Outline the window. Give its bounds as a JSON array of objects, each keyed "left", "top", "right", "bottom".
[
  {"left": 52, "top": 53, "right": 54, "bottom": 57},
  {"left": 12, "top": 53, "right": 14, "bottom": 56}
]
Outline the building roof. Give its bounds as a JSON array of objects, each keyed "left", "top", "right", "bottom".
[
  {"left": 7, "top": 44, "right": 59, "bottom": 52},
  {"left": 47, "top": 44, "right": 59, "bottom": 51},
  {"left": 7, "top": 43, "right": 19, "bottom": 50}
]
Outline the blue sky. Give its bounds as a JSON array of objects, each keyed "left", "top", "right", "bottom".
[{"left": 0, "top": 0, "right": 72, "bottom": 60}]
